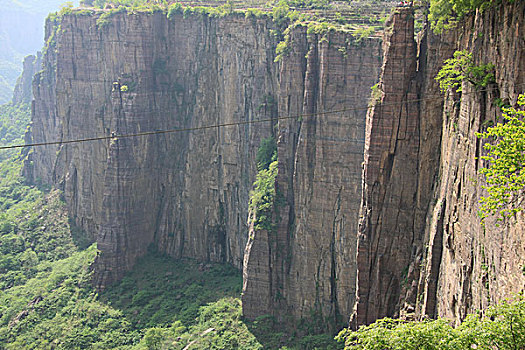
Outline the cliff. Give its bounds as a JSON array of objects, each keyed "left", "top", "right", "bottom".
[
  {"left": 28, "top": 11, "right": 279, "bottom": 288},
  {"left": 416, "top": 0, "right": 525, "bottom": 322},
  {"left": 354, "top": 0, "right": 525, "bottom": 325},
  {"left": 12, "top": 53, "right": 42, "bottom": 105},
  {"left": 25, "top": 0, "right": 525, "bottom": 332},
  {"left": 242, "top": 27, "right": 382, "bottom": 329}
]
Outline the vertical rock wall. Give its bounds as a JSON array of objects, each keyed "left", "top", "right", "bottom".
[
  {"left": 242, "top": 27, "right": 382, "bottom": 328},
  {"left": 12, "top": 53, "right": 42, "bottom": 105},
  {"left": 29, "top": 11, "right": 278, "bottom": 288},
  {"left": 26, "top": 0, "right": 525, "bottom": 331},
  {"left": 417, "top": 1, "right": 525, "bottom": 322},
  {"left": 353, "top": 8, "right": 422, "bottom": 325},
  {"left": 353, "top": 0, "right": 525, "bottom": 326}
]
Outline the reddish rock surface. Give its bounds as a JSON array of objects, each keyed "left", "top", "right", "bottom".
[
  {"left": 26, "top": 1, "right": 525, "bottom": 331},
  {"left": 242, "top": 27, "right": 382, "bottom": 328},
  {"left": 29, "top": 12, "right": 278, "bottom": 289}
]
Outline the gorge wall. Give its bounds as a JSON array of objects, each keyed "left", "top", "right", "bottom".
[
  {"left": 352, "top": 0, "right": 525, "bottom": 326},
  {"left": 415, "top": 1, "right": 525, "bottom": 323},
  {"left": 26, "top": 0, "right": 525, "bottom": 332},
  {"left": 242, "top": 26, "right": 382, "bottom": 328},
  {"left": 27, "top": 9, "right": 382, "bottom": 299},
  {"left": 28, "top": 11, "right": 280, "bottom": 289}
]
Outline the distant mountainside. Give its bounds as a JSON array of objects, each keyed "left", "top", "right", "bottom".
[{"left": 0, "top": 1, "right": 77, "bottom": 104}]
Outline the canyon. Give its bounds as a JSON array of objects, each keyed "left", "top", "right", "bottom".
[{"left": 25, "top": 0, "right": 524, "bottom": 332}]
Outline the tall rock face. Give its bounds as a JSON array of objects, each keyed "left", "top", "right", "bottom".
[
  {"left": 30, "top": 8, "right": 385, "bottom": 316},
  {"left": 353, "top": 8, "right": 422, "bottom": 325},
  {"left": 27, "top": 0, "right": 525, "bottom": 331},
  {"left": 352, "top": 8, "right": 459, "bottom": 325},
  {"left": 242, "top": 28, "right": 382, "bottom": 328},
  {"left": 29, "top": 11, "right": 278, "bottom": 288},
  {"left": 353, "top": 0, "right": 525, "bottom": 326},
  {"left": 416, "top": 0, "right": 525, "bottom": 323},
  {"left": 12, "top": 53, "right": 42, "bottom": 105}
]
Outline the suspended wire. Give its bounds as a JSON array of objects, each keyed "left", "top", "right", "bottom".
[
  {"left": 0, "top": 83, "right": 523, "bottom": 151},
  {"left": 1, "top": 0, "right": 515, "bottom": 152}
]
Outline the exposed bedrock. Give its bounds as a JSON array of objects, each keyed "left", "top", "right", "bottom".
[
  {"left": 12, "top": 53, "right": 42, "bottom": 105},
  {"left": 242, "top": 27, "right": 382, "bottom": 328},
  {"left": 353, "top": 8, "right": 422, "bottom": 325},
  {"left": 416, "top": 0, "right": 525, "bottom": 323},
  {"left": 29, "top": 12, "right": 279, "bottom": 288},
  {"left": 354, "top": 1, "right": 525, "bottom": 326},
  {"left": 26, "top": 0, "right": 525, "bottom": 331}
]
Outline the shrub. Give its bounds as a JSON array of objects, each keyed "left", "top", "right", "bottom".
[
  {"left": 256, "top": 136, "right": 277, "bottom": 171},
  {"left": 436, "top": 50, "right": 494, "bottom": 94},
  {"left": 275, "top": 34, "right": 292, "bottom": 62},
  {"left": 249, "top": 160, "right": 278, "bottom": 231},
  {"left": 369, "top": 83, "right": 382, "bottom": 107},
  {"left": 476, "top": 94, "right": 525, "bottom": 222},
  {"left": 337, "top": 297, "right": 525, "bottom": 350},
  {"left": 167, "top": 2, "right": 183, "bottom": 18},
  {"left": 429, "top": 0, "right": 496, "bottom": 33}
]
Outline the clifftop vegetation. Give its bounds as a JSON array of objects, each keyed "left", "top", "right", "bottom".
[
  {"left": 69, "top": 0, "right": 397, "bottom": 40},
  {"left": 429, "top": 0, "right": 517, "bottom": 32}
]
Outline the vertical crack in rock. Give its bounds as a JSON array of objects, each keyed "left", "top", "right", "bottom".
[
  {"left": 416, "top": 0, "right": 525, "bottom": 323},
  {"left": 26, "top": 1, "right": 525, "bottom": 328},
  {"left": 354, "top": 8, "right": 421, "bottom": 326},
  {"left": 330, "top": 187, "right": 343, "bottom": 324},
  {"left": 243, "top": 27, "right": 383, "bottom": 328}
]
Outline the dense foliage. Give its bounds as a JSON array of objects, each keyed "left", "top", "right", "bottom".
[
  {"left": 0, "top": 103, "right": 30, "bottom": 160},
  {"left": 429, "top": 0, "right": 500, "bottom": 33},
  {"left": 0, "top": 169, "right": 252, "bottom": 350},
  {"left": 101, "top": 253, "right": 242, "bottom": 329},
  {"left": 435, "top": 50, "right": 494, "bottom": 94},
  {"left": 130, "top": 298, "right": 263, "bottom": 350},
  {"left": 477, "top": 94, "right": 525, "bottom": 222},
  {"left": 249, "top": 160, "right": 279, "bottom": 231},
  {"left": 336, "top": 297, "right": 525, "bottom": 350},
  {"left": 0, "top": 104, "right": 78, "bottom": 290},
  {"left": 256, "top": 136, "right": 277, "bottom": 171},
  {"left": 250, "top": 137, "right": 279, "bottom": 231},
  {"left": 0, "top": 245, "right": 140, "bottom": 349}
]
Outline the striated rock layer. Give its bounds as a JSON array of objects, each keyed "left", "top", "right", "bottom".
[
  {"left": 28, "top": 10, "right": 383, "bottom": 301},
  {"left": 354, "top": 8, "right": 422, "bottom": 325},
  {"left": 28, "top": 11, "right": 279, "bottom": 288},
  {"left": 416, "top": 0, "right": 525, "bottom": 323},
  {"left": 242, "top": 28, "right": 382, "bottom": 328},
  {"left": 354, "top": 1, "right": 525, "bottom": 326},
  {"left": 26, "top": 0, "right": 525, "bottom": 331}
]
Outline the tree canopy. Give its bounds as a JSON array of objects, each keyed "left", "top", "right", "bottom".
[
  {"left": 477, "top": 94, "right": 525, "bottom": 222},
  {"left": 429, "top": 0, "right": 506, "bottom": 33},
  {"left": 337, "top": 297, "right": 525, "bottom": 350}
]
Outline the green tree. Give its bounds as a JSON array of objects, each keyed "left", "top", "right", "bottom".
[
  {"left": 435, "top": 50, "right": 494, "bottom": 94},
  {"left": 429, "top": 0, "right": 497, "bottom": 33},
  {"left": 249, "top": 160, "right": 278, "bottom": 231},
  {"left": 477, "top": 94, "right": 525, "bottom": 222},
  {"left": 336, "top": 297, "right": 525, "bottom": 350},
  {"left": 256, "top": 136, "right": 277, "bottom": 171}
]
